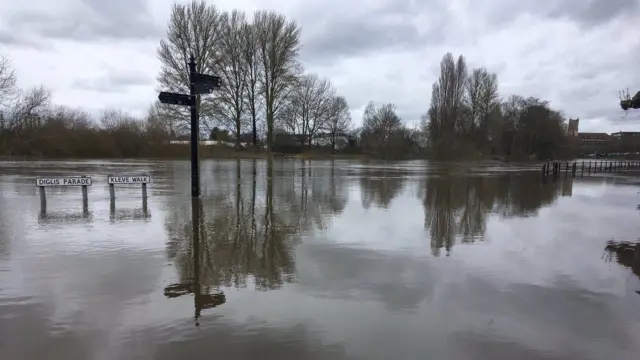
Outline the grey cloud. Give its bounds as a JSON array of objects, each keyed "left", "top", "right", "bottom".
[
  {"left": 396, "top": 109, "right": 424, "bottom": 124},
  {"left": 1, "top": 0, "right": 162, "bottom": 44},
  {"left": 0, "top": 32, "right": 34, "bottom": 47},
  {"left": 565, "top": 44, "right": 640, "bottom": 127},
  {"left": 298, "top": 0, "right": 449, "bottom": 66},
  {"left": 300, "top": 0, "right": 637, "bottom": 67},
  {"left": 549, "top": 0, "right": 639, "bottom": 26},
  {"left": 490, "top": 0, "right": 639, "bottom": 28},
  {"left": 73, "top": 71, "right": 153, "bottom": 93}
]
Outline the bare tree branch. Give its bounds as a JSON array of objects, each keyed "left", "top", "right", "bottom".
[
  {"left": 280, "top": 74, "right": 335, "bottom": 147},
  {"left": 241, "top": 21, "right": 264, "bottom": 146},
  {"left": 0, "top": 55, "right": 17, "bottom": 107},
  {"left": 324, "top": 95, "right": 352, "bottom": 152},
  {"left": 215, "top": 10, "right": 249, "bottom": 147},
  {"left": 156, "top": 0, "right": 225, "bottom": 135},
  {"left": 253, "top": 10, "right": 302, "bottom": 151}
]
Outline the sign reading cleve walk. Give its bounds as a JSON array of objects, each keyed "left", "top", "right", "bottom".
[
  {"left": 36, "top": 177, "right": 92, "bottom": 187},
  {"left": 107, "top": 174, "right": 151, "bottom": 202},
  {"left": 157, "top": 54, "right": 221, "bottom": 198},
  {"left": 107, "top": 176, "right": 151, "bottom": 184}
]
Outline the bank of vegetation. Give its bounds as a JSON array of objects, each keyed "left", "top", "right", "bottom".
[{"left": 0, "top": 1, "right": 575, "bottom": 161}]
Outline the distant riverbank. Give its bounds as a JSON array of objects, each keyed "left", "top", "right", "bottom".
[{"left": 0, "top": 145, "right": 376, "bottom": 162}]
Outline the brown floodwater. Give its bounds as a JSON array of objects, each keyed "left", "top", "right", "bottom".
[{"left": 0, "top": 159, "right": 639, "bottom": 360}]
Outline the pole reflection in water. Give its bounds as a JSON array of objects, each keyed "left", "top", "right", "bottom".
[
  {"left": 109, "top": 197, "right": 151, "bottom": 223},
  {"left": 37, "top": 208, "right": 92, "bottom": 225},
  {"left": 164, "top": 198, "right": 226, "bottom": 327}
]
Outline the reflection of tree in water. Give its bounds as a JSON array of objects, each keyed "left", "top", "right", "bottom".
[
  {"left": 604, "top": 241, "right": 640, "bottom": 280},
  {"left": 0, "top": 204, "right": 10, "bottom": 259},
  {"left": 165, "top": 158, "right": 349, "bottom": 297},
  {"left": 421, "top": 174, "right": 567, "bottom": 256},
  {"left": 310, "top": 160, "right": 349, "bottom": 215},
  {"left": 359, "top": 169, "right": 406, "bottom": 209},
  {"left": 273, "top": 159, "right": 349, "bottom": 232}
]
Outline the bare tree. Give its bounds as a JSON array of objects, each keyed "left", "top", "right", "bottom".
[
  {"left": 361, "top": 102, "right": 404, "bottom": 156},
  {"left": 324, "top": 96, "right": 351, "bottom": 152},
  {"left": 47, "top": 105, "right": 92, "bottom": 130},
  {"left": 241, "top": 22, "right": 263, "bottom": 147},
  {"left": 146, "top": 102, "right": 174, "bottom": 140},
  {"left": 0, "top": 55, "right": 16, "bottom": 106},
  {"left": 157, "top": 0, "right": 224, "bottom": 135},
  {"left": 464, "top": 68, "right": 483, "bottom": 135},
  {"left": 216, "top": 10, "right": 249, "bottom": 148},
  {"left": 253, "top": 10, "right": 302, "bottom": 152},
  {"left": 0, "top": 86, "right": 51, "bottom": 152},
  {"left": 280, "top": 74, "right": 334, "bottom": 147},
  {"left": 100, "top": 108, "right": 139, "bottom": 133},
  {"left": 4, "top": 86, "right": 51, "bottom": 132},
  {"left": 425, "top": 53, "right": 467, "bottom": 158},
  {"left": 464, "top": 67, "right": 500, "bottom": 145}
]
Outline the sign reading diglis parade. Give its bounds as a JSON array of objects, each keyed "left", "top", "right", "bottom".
[{"left": 35, "top": 177, "right": 92, "bottom": 187}]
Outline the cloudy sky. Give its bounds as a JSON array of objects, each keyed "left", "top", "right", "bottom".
[{"left": 1, "top": 0, "right": 639, "bottom": 133}]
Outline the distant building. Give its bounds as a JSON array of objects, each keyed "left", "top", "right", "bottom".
[
  {"left": 577, "top": 132, "right": 611, "bottom": 153},
  {"left": 611, "top": 131, "right": 640, "bottom": 140},
  {"left": 611, "top": 132, "right": 640, "bottom": 153},
  {"left": 567, "top": 118, "right": 579, "bottom": 137}
]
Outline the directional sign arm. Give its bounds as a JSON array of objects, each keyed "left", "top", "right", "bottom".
[
  {"left": 158, "top": 92, "right": 193, "bottom": 106},
  {"left": 192, "top": 73, "right": 221, "bottom": 88},
  {"left": 193, "top": 83, "right": 218, "bottom": 95}
]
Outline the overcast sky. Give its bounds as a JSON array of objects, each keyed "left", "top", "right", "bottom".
[{"left": 1, "top": 0, "right": 639, "bottom": 133}]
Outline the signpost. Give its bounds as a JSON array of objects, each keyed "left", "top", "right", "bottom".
[
  {"left": 158, "top": 54, "right": 220, "bottom": 197},
  {"left": 107, "top": 175, "right": 150, "bottom": 213},
  {"left": 107, "top": 175, "right": 150, "bottom": 199},
  {"left": 35, "top": 176, "right": 92, "bottom": 212}
]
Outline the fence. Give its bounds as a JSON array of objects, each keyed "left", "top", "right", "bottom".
[{"left": 542, "top": 160, "right": 640, "bottom": 179}]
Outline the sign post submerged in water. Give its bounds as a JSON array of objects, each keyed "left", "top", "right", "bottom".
[
  {"left": 107, "top": 175, "right": 151, "bottom": 202},
  {"left": 35, "top": 176, "right": 92, "bottom": 213},
  {"left": 157, "top": 54, "right": 220, "bottom": 198}
]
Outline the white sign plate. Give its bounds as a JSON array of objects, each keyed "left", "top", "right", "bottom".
[
  {"left": 107, "top": 175, "right": 151, "bottom": 184},
  {"left": 36, "top": 177, "right": 92, "bottom": 187}
]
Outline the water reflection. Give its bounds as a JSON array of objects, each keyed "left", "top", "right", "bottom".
[
  {"left": 604, "top": 241, "right": 640, "bottom": 280},
  {"left": 164, "top": 159, "right": 350, "bottom": 325},
  {"left": 272, "top": 159, "right": 349, "bottom": 231},
  {"left": 37, "top": 209, "right": 92, "bottom": 225},
  {"left": 109, "top": 198, "right": 150, "bottom": 223},
  {"left": 360, "top": 169, "right": 405, "bottom": 209},
  {"left": 164, "top": 198, "right": 226, "bottom": 327},
  {"left": 421, "top": 174, "right": 572, "bottom": 256},
  {"left": 5, "top": 159, "right": 640, "bottom": 359}
]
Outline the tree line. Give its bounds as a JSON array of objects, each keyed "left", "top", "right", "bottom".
[
  {"left": 0, "top": 0, "right": 575, "bottom": 160},
  {"left": 423, "top": 53, "right": 574, "bottom": 160}
]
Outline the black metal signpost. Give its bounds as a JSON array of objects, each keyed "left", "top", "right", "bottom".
[{"left": 158, "top": 55, "right": 220, "bottom": 197}]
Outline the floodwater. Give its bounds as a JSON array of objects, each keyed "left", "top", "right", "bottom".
[{"left": 1, "top": 159, "right": 639, "bottom": 360}]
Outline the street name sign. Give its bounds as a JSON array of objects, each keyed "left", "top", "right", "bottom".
[
  {"left": 36, "top": 177, "right": 92, "bottom": 187},
  {"left": 108, "top": 175, "right": 151, "bottom": 184}
]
